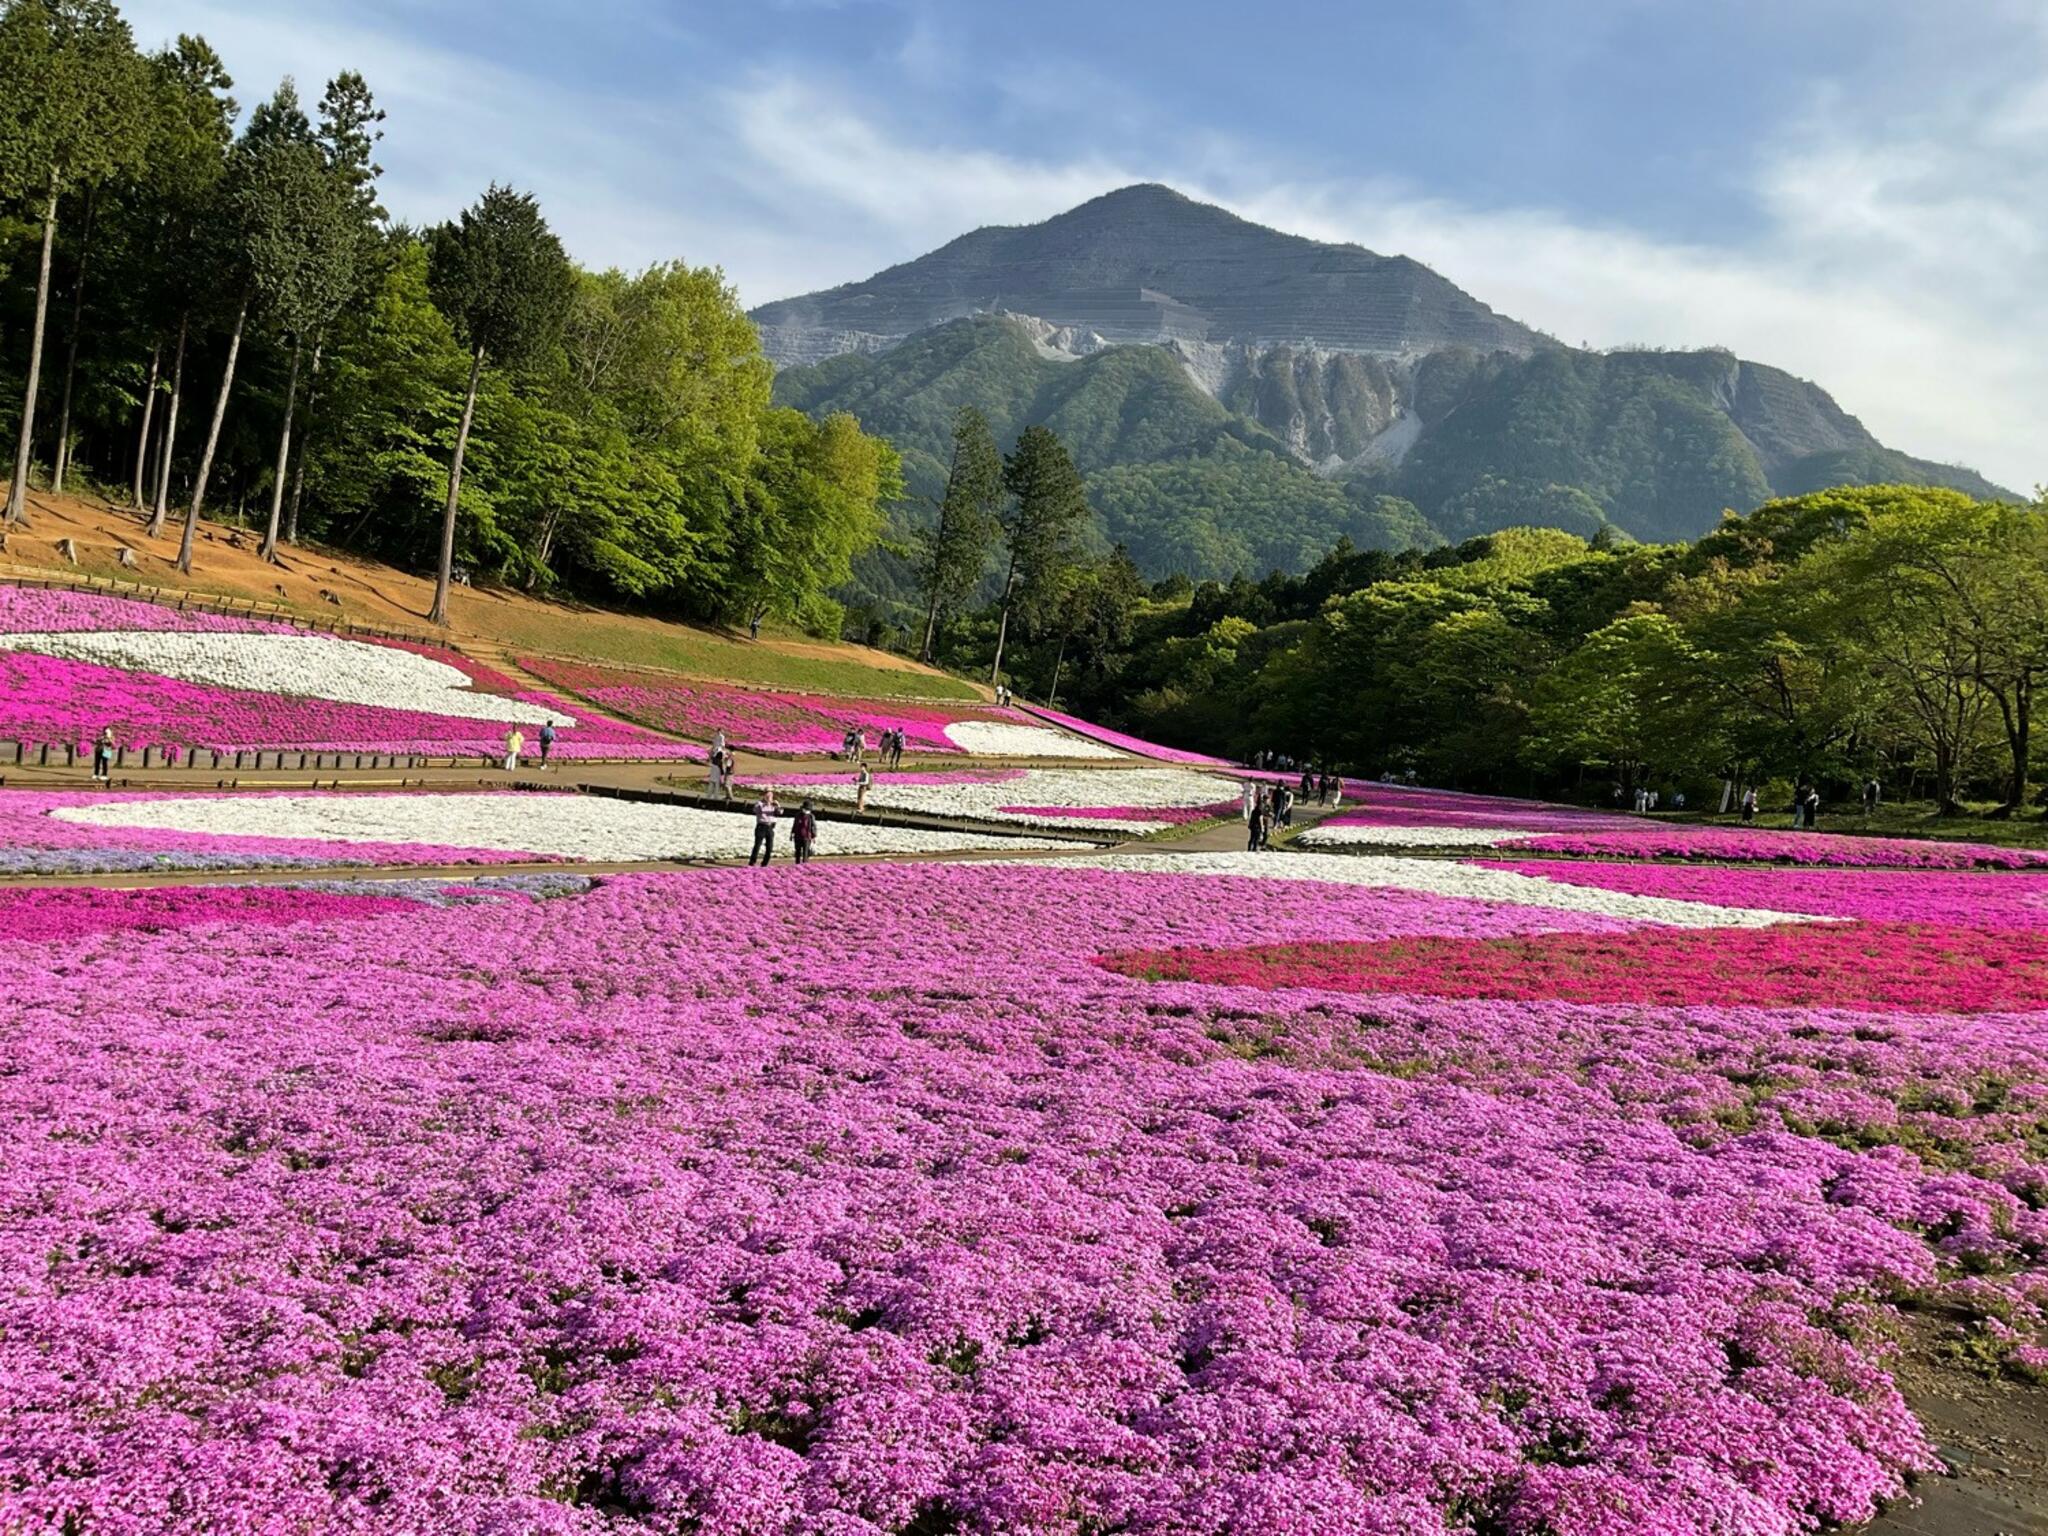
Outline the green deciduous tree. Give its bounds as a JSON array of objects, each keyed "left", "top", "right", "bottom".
[
  {"left": 0, "top": 0, "right": 149, "bottom": 522},
  {"left": 424, "top": 183, "right": 574, "bottom": 623}
]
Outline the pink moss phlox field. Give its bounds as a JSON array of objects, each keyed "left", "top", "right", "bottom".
[
  {"left": 1318, "top": 789, "right": 1635, "bottom": 835},
  {"left": 0, "top": 587, "right": 295, "bottom": 635},
  {"left": 0, "top": 650, "right": 693, "bottom": 761},
  {"left": 1508, "top": 824, "right": 2048, "bottom": 870},
  {"left": 1001, "top": 801, "right": 1238, "bottom": 825},
  {"left": 740, "top": 769, "right": 1027, "bottom": 788},
  {"left": 1101, "top": 922, "right": 2048, "bottom": 1013},
  {"left": 519, "top": 656, "right": 1023, "bottom": 755},
  {"left": 1016, "top": 702, "right": 1236, "bottom": 766},
  {"left": 12, "top": 861, "right": 2044, "bottom": 1533},
  {"left": 0, "top": 587, "right": 696, "bottom": 760},
  {"left": 0, "top": 791, "right": 551, "bottom": 876},
  {"left": 1480, "top": 861, "right": 2048, "bottom": 928},
  {"left": 0, "top": 883, "right": 416, "bottom": 942}
]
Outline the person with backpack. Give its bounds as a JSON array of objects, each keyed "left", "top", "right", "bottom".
[
  {"left": 750, "top": 789, "right": 781, "bottom": 866},
  {"left": 793, "top": 799, "right": 818, "bottom": 865},
  {"left": 538, "top": 719, "right": 556, "bottom": 768}
]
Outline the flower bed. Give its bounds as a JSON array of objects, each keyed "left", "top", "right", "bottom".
[
  {"left": 0, "top": 588, "right": 696, "bottom": 761},
  {"left": 1298, "top": 786, "right": 2048, "bottom": 869},
  {"left": 518, "top": 657, "right": 1108, "bottom": 757},
  {"left": 1512, "top": 825, "right": 2048, "bottom": 870},
  {"left": 1480, "top": 860, "right": 2048, "bottom": 927},
  {"left": 1101, "top": 921, "right": 2048, "bottom": 1013},
  {"left": 11, "top": 858, "right": 2043, "bottom": 1530},
  {"left": 0, "top": 883, "right": 418, "bottom": 943},
  {"left": 51, "top": 791, "right": 1071, "bottom": 863},
  {"left": 1015, "top": 701, "right": 1236, "bottom": 766},
  {"left": 0, "top": 790, "right": 553, "bottom": 875},
  {"left": 791, "top": 765, "right": 1244, "bottom": 833}
]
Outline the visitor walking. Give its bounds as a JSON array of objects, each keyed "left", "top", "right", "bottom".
[
  {"left": 1247, "top": 798, "right": 1268, "bottom": 852},
  {"left": 1740, "top": 787, "right": 1757, "bottom": 824},
  {"left": 504, "top": 728, "right": 524, "bottom": 772},
  {"left": 1790, "top": 785, "right": 1808, "bottom": 828},
  {"left": 1803, "top": 783, "right": 1822, "bottom": 829},
  {"left": 1862, "top": 777, "right": 1881, "bottom": 815},
  {"left": 538, "top": 719, "right": 556, "bottom": 769},
  {"left": 1277, "top": 785, "right": 1294, "bottom": 828},
  {"left": 855, "top": 761, "right": 873, "bottom": 814},
  {"left": 793, "top": 799, "right": 818, "bottom": 865},
  {"left": 1241, "top": 780, "right": 1256, "bottom": 823},
  {"left": 719, "top": 748, "right": 737, "bottom": 802},
  {"left": 91, "top": 726, "right": 115, "bottom": 784},
  {"left": 707, "top": 750, "right": 726, "bottom": 799},
  {"left": 750, "top": 789, "right": 780, "bottom": 866}
]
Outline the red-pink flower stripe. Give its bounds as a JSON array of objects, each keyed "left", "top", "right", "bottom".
[
  {"left": 519, "top": 656, "right": 1023, "bottom": 754},
  {"left": 1015, "top": 702, "right": 1236, "bottom": 766},
  {"left": 7, "top": 860, "right": 2042, "bottom": 1532},
  {"left": 0, "top": 791, "right": 551, "bottom": 875}
]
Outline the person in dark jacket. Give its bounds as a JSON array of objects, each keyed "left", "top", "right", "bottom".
[
  {"left": 793, "top": 799, "right": 818, "bottom": 864},
  {"left": 750, "top": 790, "right": 780, "bottom": 866}
]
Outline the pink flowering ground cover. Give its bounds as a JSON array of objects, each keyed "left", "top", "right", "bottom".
[
  {"left": 0, "top": 791, "right": 551, "bottom": 875},
  {"left": 1015, "top": 702, "right": 1235, "bottom": 766},
  {"left": 0, "top": 883, "right": 417, "bottom": 942},
  {"left": 1480, "top": 860, "right": 2048, "bottom": 928},
  {"left": 1510, "top": 824, "right": 2048, "bottom": 870},
  {"left": 520, "top": 656, "right": 1025, "bottom": 755},
  {"left": 5, "top": 860, "right": 2046, "bottom": 1533},
  {"left": 0, "top": 587, "right": 697, "bottom": 761}
]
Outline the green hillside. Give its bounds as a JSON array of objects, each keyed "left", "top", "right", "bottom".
[{"left": 776, "top": 318, "right": 2020, "bottom": 606}]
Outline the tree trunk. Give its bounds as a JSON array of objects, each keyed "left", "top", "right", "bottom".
[
  {"left": 988, "top": 551, "right": 1020, "bottom": 687},
  {"left": 51, "top": 188, "right": 96, "bottom": 496},
  {"left": 2001, "top": 672, "right": 2033, "bottom": 814},
  {"left": 526, "top": 502, "right": 561, "bottom": 588},
  {"left": 283, "top": 338, "right": 322, "bottom": 543},
  {"left": 921, "top": 595, "right": 941, "bottom": 663},
  {"left": 1048, "top": 633, "right": 1069, "bottom": 709},
  {"left": 429, "top": 345, "right": 486, "bottom": 626},
  {"left": 131, "top": 343, "right": 161, "bottom": 510},
  {"left": 176, "top": 291, "right": 250, "bottom": 574},
  {"left": 4, "top": 174, "right": 61, "bottom": 525},
  {"left": 259, "top": 337, "right": 303, "bottom": 563},
  {"left": 147, "top": 315, "right": 188, "bottom": 538}
]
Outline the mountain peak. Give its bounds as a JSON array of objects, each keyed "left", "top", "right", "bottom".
[{"left": 750, "top": 186, "right": 1538, "bottom": 367}]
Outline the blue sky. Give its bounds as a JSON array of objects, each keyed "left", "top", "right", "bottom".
[{"left": 119, "top": 0, "right": 2047, "bottom": 490}]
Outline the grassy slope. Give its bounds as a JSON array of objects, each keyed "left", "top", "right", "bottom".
[{"left": 0, "top": 487, "right": 980, "bottom": 702}]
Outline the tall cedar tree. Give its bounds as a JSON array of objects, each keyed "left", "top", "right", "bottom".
[
  {"left": 917, "top": 406, "right": 1003, "bottom": 661},
  {"left": 424, "top": 184, "right": 575, "bottom": 624},
  {"left": 174, "top": 81, "right": 315, "bottom": 573},
  {"left": 136, "top": 35, "right": 235, "bottom": 534},
  {"left": 0, "top": 0, "right": 148, "bottom": 522},
  {"left": 281, "top": 71, "right": 385, "bottom": 545},
  {"left": 991, "top": 423, "right": 1089, "bottom": 688}
]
